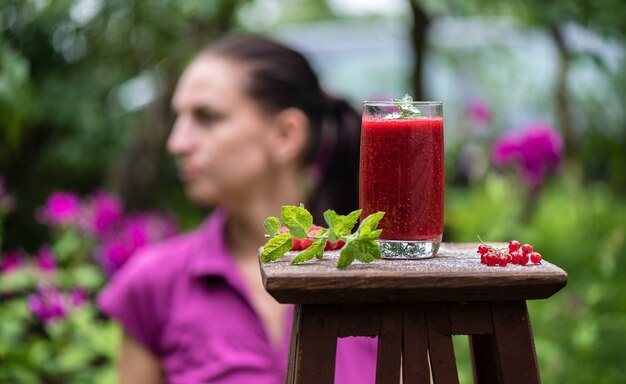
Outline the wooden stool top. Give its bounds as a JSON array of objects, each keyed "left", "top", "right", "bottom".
[{"left": 261, "top": 243, "right": 567, "bottom": 304}]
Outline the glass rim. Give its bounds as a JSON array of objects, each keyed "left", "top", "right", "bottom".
[{"left": 363, "top": 100, "right": 442, "bottom": 106}]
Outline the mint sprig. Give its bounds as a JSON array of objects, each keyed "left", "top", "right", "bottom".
[
  {"left": 260, "top": 204, "right": 385, "bottom": 269},
  {"left": 392, "top": 94, "right": 422, "bottom": 119}
]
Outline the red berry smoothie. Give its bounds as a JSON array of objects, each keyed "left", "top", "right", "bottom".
[{"left": 359, "top": 116, "right": 444, "bottom": 241}]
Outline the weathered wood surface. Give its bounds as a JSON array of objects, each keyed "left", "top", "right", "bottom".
[{"left": 260, "top": 243, "right": 568, "bottom": 304}]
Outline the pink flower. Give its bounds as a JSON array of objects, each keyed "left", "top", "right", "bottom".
[
  {"left": 70, "top": 288, "right": 88, "bottom": 306},
  {"left": 27, "top": 287, "right": 67, "bottom": 323},
  {"left": 467, "top": 99, "right": 492, "bottom": 127},
  {"left": 492, "top": 132, "right": 519, "bottom": 167},
  {"left": 82, "top": 191, "right": 124, "bottom": 237},
  {"left": 38, "top": 192, "right": 82, "bottom": 226},
  {"left": 27, "top": 286, "right": 88, "bottom": 323},
  {"left": 98, "top": 212, "right": 178, "bottom": 275},
  {"left": 491, "top": 122, "right": 563, "bottom": 187},
  {"left": 1, "top": 249, "right": 25, "bottom": 273},
  {"left": 99, "top": 240, "right": 133, "bottom": 275},
  {"left": 36, "top": 246, "right": 57, "bottom": 272}
]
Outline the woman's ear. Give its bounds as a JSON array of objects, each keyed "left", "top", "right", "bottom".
[{"left": 266, "top": 108, "right": 309, "bottom": 165}]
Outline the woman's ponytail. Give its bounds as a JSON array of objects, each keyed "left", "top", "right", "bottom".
[{"left": 307, "top": 95, "right": 361, "bottom": 224}]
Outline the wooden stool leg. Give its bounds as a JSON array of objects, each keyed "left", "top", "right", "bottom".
[
  {"left": 376, "top": 304, "right": 403, "bottom": 384},
  {"left": 426, "top": 303, "right": 460, "bottom": 384},
  {"left": 470, "top": 334, "right": 501, "bottom": 383},
  {"left": 491, "top": 301, "right": 541, "bottom": 384},
  {"left": 286, "top": 304, "right": 339, "bottom": 384},
  {"left": 402, "top": 304, "right": 430, "bottom": 384}
]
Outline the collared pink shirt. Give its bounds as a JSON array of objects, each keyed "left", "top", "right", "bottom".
[{"left": 98, "top": 209, "right": 378, "bottom": 383}]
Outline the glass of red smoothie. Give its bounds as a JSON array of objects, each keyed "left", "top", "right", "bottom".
[{"left": 360, "top": 99, "right": 444, "bottom": 259}]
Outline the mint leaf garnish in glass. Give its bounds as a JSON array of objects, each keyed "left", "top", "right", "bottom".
[
  {"left": 392, "top": 94, "right": 422, "bottom": 119},
  {"left": 260, "top": 204, "right": 385, "bottom": 269}
]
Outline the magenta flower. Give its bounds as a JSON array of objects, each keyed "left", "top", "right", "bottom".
[
  {"left": 27, "top": 286, "right": 88, "bottom": 323},
  {"left": 467, "top": 99, "right": 492, "bottom": 127},
  {"left": 83, "top": 191, "right": 124, "bottom": 237},
  {"left": 492, "top": 132, "right": 519, "bottom": 167},
  {"left": 36, "top": 246, "right": 57, "bottom": 272},
  {"left": 492, "top": 122, "right": 563, "bottom": 187},
  {"left": 98, "top": 212, "right": 178, "bottom": 275},
  {"left": 70, "top": 288, "right": 88, "bottom": 306},
  {"left": 1, "top": 249, "right": 25, "bottom": 273},
  {"left": 38, "top": 192, "right": 82, "bottom": 226},
  {"left": 99, "top": 240, "right": 133, "bottom": 275},
  {"left": 27, "top": 287, "right": 67, "bottom": 323}
]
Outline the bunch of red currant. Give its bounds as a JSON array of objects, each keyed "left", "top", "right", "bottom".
[{"left": 477, "top": 239, "right": 542, "bottom": 267}]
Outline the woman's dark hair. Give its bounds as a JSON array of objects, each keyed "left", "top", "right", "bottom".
[{"left": 204, "top": 34, "right": 361, "bottom": 223}]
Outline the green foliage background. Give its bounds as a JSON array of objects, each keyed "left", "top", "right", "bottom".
[{"left": 1, "top": 0, "right": 625, "bottom": 382}]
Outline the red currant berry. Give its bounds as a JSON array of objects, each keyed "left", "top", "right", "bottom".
[
  {"left": 485, "top": 252, "right": 498, "bottom": 266},
  {"left": 508, "top": 251, "right": 517, "bottom": 264},
  {"left": 530, "top": 252, "right": 542, "bottom": 264},
  {"left": 519, "top": 252, "right": 529, "bottom": 266},
  {"left": 508, "top": 240, "right": 521, "bottom": 253},
  {"left": 300, "top": 237, "right": 313, "bottom": 250},
  {"left": 480, "top": 253, "right": 486, "bottom": 264},
  {"left": 521, "top": 244, "right": 533, "bottom": 254},
  {"left": 498, "top": 254, "right": 509, "bottom": 267},
  {"left": 478, "top": 244, "right": 489, "bottom": 255},
  {"left": 324, "top": 239, "right": 345, "bottom": 251}
]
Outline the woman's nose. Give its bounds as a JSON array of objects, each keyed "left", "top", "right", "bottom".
[{"left": 167, "top": 116, "right": 194, "bottom": 155}]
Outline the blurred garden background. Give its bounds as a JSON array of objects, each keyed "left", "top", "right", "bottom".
[{"left": 1, "top": 0, "right": 625, "bottom": 382}]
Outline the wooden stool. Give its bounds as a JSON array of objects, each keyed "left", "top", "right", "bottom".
[{"left": 260, "top": 243, "right": 568, "bottom": 384}]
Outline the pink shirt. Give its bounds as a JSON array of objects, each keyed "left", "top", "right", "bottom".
[{"left": 98, "top": 209, "right": 378, "bottom": 383}]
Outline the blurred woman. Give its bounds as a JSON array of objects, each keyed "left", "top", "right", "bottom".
[{"left": 98, "top": 34, "right": 375, "bottom": 383}]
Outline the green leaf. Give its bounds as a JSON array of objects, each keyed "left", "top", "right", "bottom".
[
  {"left": 0, "top": 269, "right": 36, "bottom": 294},
  {"left": 392, "top": 94, "right": 422, "bottom": 119},
  {"left": 337, "top": 248, "right": 356, "bottom": 269},
  {"left": 360, "top": 229, "right": 383, "bottom": 240},
  {"left": 263, "top": 216, "right": 281, "bottom": 238},
  {"left": 290, "top": 240, "right": 325, "bottom": 264},
  {"left": 56, "top": 264, "right": 104, "bottom": 291},
  {"left": 340, "top": 238, "right": 381, "bottom": 267},
  {"left": 358, "top": 211, "right": 385, "bottom": 236},
  {"left": 323, "top": 209, "right": 362, "bottom": 242},
  {"left": 281, "top": 204, "right": 312, "bottom": 239},
  {"left": 53, "top": 229, "right": 83, "bottom": 264},
  {"left": 260, "top": 233, "right": 293, "bottom": 262}
]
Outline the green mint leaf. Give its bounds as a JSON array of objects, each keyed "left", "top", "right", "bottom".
[
  {"left": 357, "top": 211, "right": 385, "bottom": 237},
  {"left": 263, "top": 216, "right": 281, "bottom": 238},
  {"left": 281, "top": 204, "right": 312, "bottom": 239},
  {"left": 323, "top": 209, "right": 362, "bottom": 242},
  {"left": 290, "top": 239, "right": 325, "bottom": 264},
  {"left": 392, "top": 94, "right": 421, "bottom": 119},
  {"left": 339, "top": 239, "right": 381, "bottom": 268},
  {"left": 359, "top": 228, "right": 383, "bottom": 240},
  {"left": 341, "top": 209, "right": 362, "bottom": 234},
  {"left": 260, "top": 233, "right": 293, "bottom": 262},
  {"left": 315, "top": 228, "right": 329, "bottom": 238},
  {"left": 337, "top": 247, "right": 355, "bottom": 269}
]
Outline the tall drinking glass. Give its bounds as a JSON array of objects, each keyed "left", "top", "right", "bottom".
[{"left": 359, "top": 100, "right": 444, "bottom": 259}]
